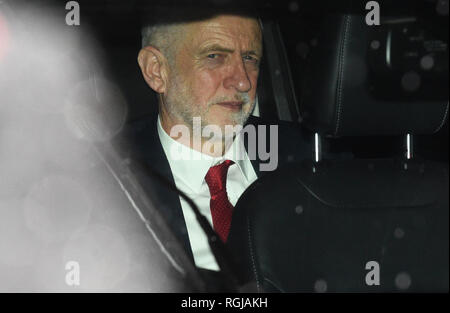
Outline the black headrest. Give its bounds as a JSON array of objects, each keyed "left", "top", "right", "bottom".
[{"left": 300, "top": 14, "right": 449, "bottom": 137}]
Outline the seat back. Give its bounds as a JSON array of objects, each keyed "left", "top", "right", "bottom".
[{"left": 229, "top": 158, "right": 448, "bottom": 292}]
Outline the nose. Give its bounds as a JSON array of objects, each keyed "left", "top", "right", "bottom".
[{"left": 223, "top": 57, "right": 252, "bottom": 93}]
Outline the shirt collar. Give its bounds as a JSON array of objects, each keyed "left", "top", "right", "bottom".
[{"left": 157, "top": 116, "right": 253, "bottom": 193}]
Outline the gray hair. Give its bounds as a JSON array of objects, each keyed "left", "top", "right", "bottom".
[{"left": 141, "top": 23, "right": 185, "bottom": 67}]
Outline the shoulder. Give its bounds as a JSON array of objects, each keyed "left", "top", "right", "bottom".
[
  {"left": 112, "top": 114, "right": 159, "bottom": 159},
  {"left": 122, "top": 114, "right": 158, "bottom": 139}
]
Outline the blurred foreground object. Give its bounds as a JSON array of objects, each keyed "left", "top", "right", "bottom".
[{"left": 0, "top": 1, "right": 204, "bottom": 292}]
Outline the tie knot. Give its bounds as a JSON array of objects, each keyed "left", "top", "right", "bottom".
[{"left": 205, "top": 160, "right": 234, "bottom": 196}]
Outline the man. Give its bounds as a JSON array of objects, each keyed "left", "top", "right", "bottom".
[{"left": 119, "top": 8, "right": 311, "bottom": 272}]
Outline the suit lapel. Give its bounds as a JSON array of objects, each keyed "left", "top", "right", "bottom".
[{"left": 128, "top": 116, "right": 194, "bottom": 261}]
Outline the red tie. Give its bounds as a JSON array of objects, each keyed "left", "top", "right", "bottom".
[{"left": 204, "top": 160, "right": 235, "bottom": 243}]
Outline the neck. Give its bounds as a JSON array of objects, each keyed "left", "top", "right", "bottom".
[{"left": 159, "top": 109, "right": 233, "bottom": 158}]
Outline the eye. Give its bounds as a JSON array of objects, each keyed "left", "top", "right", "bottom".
[
  {"left": 207, "top": 53, "right": 219, "bottom": 59},
  {"left": 243, "top": 55, "right": 259, "bottom": 64},
  {"left": 205, "top": 53, "right": 225, "bottom": 66}
]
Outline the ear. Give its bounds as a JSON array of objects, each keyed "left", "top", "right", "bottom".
[{"left": 137, "top": 46, "right": 169, "bottom": 94}]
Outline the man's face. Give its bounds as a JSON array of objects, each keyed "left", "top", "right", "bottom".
[{"left": 163, "top": 15, "right": 262, "bottom": 133}]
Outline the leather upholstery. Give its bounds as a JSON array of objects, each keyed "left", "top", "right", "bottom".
[
  {"left": 228, "top": 159, "right": 449, "bottom": 292},
  {"left": 300, "top": 14, "right": 449, "bottom": 136}
]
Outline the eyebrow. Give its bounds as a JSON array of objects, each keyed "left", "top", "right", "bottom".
[{"left": 198, "top": 44, "right": 262, "bottom": 57}]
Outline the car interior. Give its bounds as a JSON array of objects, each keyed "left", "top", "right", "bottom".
[
  {"left": 0, "top": 0, "right": 448, "bottom": 292},
  {"left": 228, "top": 8, "right": 449, "bottom": 292}
]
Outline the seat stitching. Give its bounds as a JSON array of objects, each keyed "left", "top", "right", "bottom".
[
  {"left": 335, "top": 15, "right": 351, "bottom": 136},
  {"left": 434, "top": 101, "right": 449, "bottom": 133},
  {"left": 247, "top": 215, "right": 261, "bottom": 292},
  {"left": 263, "top": 277, "right": 284, "bottom": 293}
]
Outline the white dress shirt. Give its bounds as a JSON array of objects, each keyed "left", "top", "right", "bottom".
[{"left": 157, "top": 116, "right": 258, "bottom": 271}]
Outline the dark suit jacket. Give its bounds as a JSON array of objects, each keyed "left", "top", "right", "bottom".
[{"left": 113, "top": 114, "right": 313, "bottom": 260}]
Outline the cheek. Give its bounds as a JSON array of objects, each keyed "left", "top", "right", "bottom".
[
  {"left": 249, "top": 72, "right": 259, "bottom": 98},
  {"left": 191, "top": 70, "right": 222, "bottom": 104}
]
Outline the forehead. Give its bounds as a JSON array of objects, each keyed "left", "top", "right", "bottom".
[{"left": 184, "top": 15, "right": 262, "bottom": 52}]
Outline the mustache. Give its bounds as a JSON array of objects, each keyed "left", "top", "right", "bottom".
[{"left": 209, "top": 93, "right": 251, "bottom": 106}]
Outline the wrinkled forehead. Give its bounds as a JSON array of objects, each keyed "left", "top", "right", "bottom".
[{"left": 184, "top": 15, "right": 262, "bottom": 54}]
